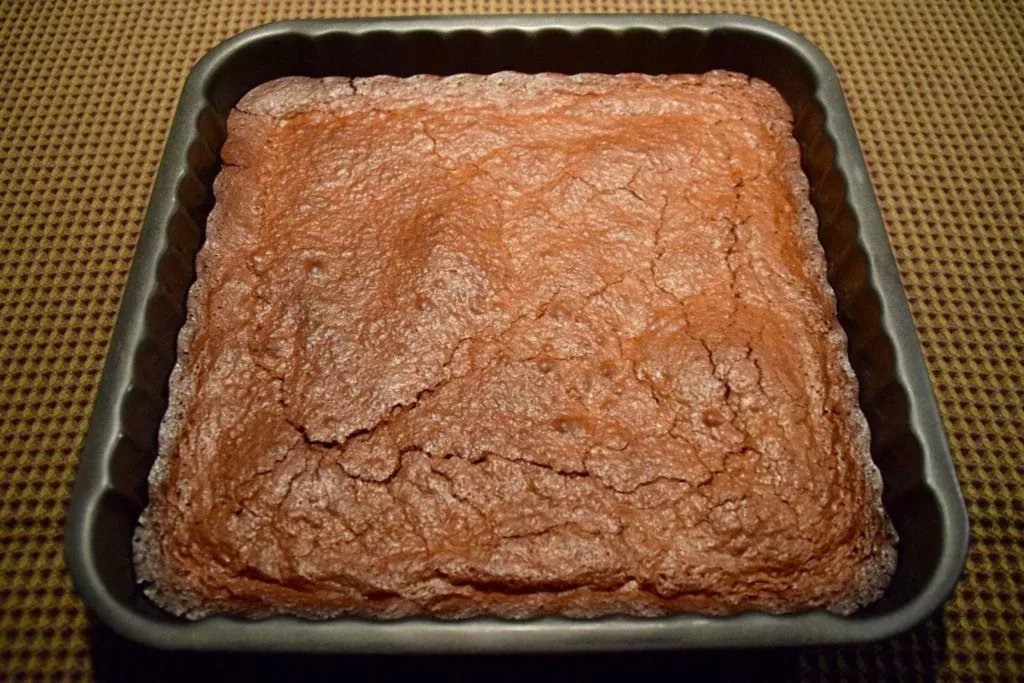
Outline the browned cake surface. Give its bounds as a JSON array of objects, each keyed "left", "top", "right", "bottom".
[{"left": 134, "top": 71, "right": 895, "bottom": 619}]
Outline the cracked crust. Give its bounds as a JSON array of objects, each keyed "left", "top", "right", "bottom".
[{"left": 134, "top": 72, "right": 896, "bottom": 620}]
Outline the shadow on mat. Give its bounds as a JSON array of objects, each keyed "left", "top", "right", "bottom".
[{"left": 88, "top": 609, "right": 948, "bottom": 682}]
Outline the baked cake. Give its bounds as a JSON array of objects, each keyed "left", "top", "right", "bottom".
[{"left": 134, "top": 72, "right": 896, "bottom": 619}]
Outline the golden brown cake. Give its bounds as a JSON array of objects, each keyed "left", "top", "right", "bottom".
[{"left": 134, "top": 71, "right": 896, "bottom": 619}]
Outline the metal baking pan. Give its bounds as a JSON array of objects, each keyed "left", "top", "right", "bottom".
[{"left": 66, "top": 14, "right": 969, "bottom": 652}]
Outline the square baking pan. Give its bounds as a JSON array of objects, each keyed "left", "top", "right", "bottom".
[{"left": 66, "top": 14, "right": 969, "bottom": 652}]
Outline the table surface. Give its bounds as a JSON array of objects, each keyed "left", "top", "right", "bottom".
[{"left": 1, "top": 1, "right": 1022, "bottom": 680}]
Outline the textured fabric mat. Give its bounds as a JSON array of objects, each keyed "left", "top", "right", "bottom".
[{"left": 1, "top": 0, "right": 1022, "bottom": 680}]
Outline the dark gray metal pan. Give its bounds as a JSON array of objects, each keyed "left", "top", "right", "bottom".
[{"left": 65, "top": 14, "right": 969, "bottom": 652}]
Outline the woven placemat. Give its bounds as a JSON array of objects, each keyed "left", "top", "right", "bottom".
[{"left": 1, "top": 0, "right": 1021, "bottom": 680}]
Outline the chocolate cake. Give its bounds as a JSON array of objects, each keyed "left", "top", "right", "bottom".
[{"left": 134, "top": 71, "right": 896, "bottom": 619}]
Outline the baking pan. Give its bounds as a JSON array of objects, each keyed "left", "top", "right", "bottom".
[{"left": 66, "top": 14, "right": 969, "bottom": 652}]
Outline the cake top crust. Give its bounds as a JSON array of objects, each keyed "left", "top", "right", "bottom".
[{"left": 134, "top": 72, "right": 895, "bottom": 619}]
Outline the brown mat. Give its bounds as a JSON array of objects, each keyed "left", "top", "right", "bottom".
[{"left": 1, "top": 1, "right": 1022, "bottom": 680}]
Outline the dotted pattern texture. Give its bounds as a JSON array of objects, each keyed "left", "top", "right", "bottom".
[{"left": 0, "top": 0, "right": 1021, "bottom": 680}]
